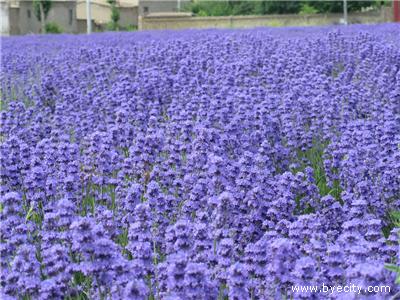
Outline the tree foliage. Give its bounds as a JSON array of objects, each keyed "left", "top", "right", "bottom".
[
  {"left": 107, "top": 0, "right": 120, "bottom": 30},
  {"left": 33, "top": 0, "right": 52, "bottom": 21},
  {"left": 185, "top": 0, "right": 376, "bottom": 16}
]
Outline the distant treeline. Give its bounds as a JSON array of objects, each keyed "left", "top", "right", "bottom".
[{"left": 184, "top": 1, "right": 387, "bottom": 16}]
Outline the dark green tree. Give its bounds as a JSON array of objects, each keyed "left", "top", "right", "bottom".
[
  {"left": 294, "top": 1, "right": 374, "bottom": 13},
  {"left": 185, "top": 0, "right": 375, "bottom": 16},
  {"left": 253, "top": 1, "right": 268, "bottom": 15},
  {"left": 33, "top": 0, "right": 52, "bottom": 33},
  {"left": 263, "top": 1, "right": 302, "bottom": 14},
  {"left": 107, "top": 0, "right": 120, "bottom": 30},
  {"left": 230, "top": 1, "right": 256, "bottom": 15}
]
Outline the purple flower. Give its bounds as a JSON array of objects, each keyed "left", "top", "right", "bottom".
[
  {"left": 2, "top": 24, "right": 400, "bottom": 299},
  {"left": 4, "top": 244, "right": 41, "bottom": 298},
  {"left": 166, "top": 218, "right": 193, "bottom": 255},
  {"left": 227, "top": 262, "right": 249, "bottom": 300},
  {"left": 184, "top": 262, "right": 217, "bottom": 300},
  {"left": 122, "top": 280, "right": 149, "bottom": 300},
  {"left": 40, "top": 244, "right": 72, "bottom": 299},
  {"left": 127, "top": 203, "right": 154, "bottom": 278}
]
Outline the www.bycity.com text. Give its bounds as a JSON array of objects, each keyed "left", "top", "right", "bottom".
[{"left": 292, "top": 284, "right": 391, "bottom": 295}]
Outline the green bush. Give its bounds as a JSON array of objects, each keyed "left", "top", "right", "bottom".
[
  {"left": 45, "top": 22, "right": 62, "bottom": 34},
  {"left": 125, "top": 24, "right": 138, "bottom": 31},
  {"left": 299, "top": 3, "right": 318, "bottom": 15}
]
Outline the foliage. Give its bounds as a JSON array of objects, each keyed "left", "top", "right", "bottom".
[
  {"left": 262, "top": 0, "right": 302, "bottom": 14},
  {"left": 185, "top": 0, "right": 377, "bottom": 16},
  {"left": 124, "top": 24, "right": 138, "bottom": 31},
  {"left": 33, "top": 0, "right": 52, "bottom": 21},
  {"left": 45, "top": 22, "right": 63, "bottom": 34},
  {"left": 299, "top": 3, "right": 319, "bottom": 15},
  {"left": 186, "top": 1, "right": 232, "bottom": 16},
  {"left": 305, "top": 1, "right": 376, "bottom": 13},
  {"left": 107, "top": 0, "right": 120, "bottom": 31},
  {"left": 386, "top": 211, "right": 400, "bottom": 287}
]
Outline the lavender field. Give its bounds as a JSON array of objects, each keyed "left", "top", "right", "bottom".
[{"left": 1, "top": 24, "right": 400, "bottom": 299}]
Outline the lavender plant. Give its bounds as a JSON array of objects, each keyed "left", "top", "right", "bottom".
[{"left": 1, "top": 24, "right": 399, "bottom": 299}]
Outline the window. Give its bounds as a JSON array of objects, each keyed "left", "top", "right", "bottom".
[
  {"left": 69, "top": 9, "right": 73, "bottom": 25},
  {"left": 27, "top": 9, "right": 31, "bottom": 18},
  {"left": 143, "top": 6, "right": 149, "bottom": 14}
]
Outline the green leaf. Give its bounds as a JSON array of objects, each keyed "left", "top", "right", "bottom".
[{"left": 25, "top": 204, "right": 34, "bottom": 221}]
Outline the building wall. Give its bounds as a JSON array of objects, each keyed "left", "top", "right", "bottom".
[
  {"left": 120, "top": 6, "right": 139, "bottom": 28},
  {"left": 9, "top": 7, "right": 20, "bottom": 35},
  {"left": 47, "top": 1, "right": 78, "bottom": 33},
  {"left": 0, "top": 0, "right": 10, "bottom": 35},
  {"left": 140, "top": 7, "right": 393, "bottom": 30},
  {"left": 17, "top": 1, "right": 38, "bottom": 34},
  {"left": 2, "top": 0, "right": 139, "bottom": 35},
  {"left": 77, "top": 19, "right": 101, "bottom": 33},
  {"left": 18, "top": 1, "right": 78, "bottom": 34},
  {"left": 76, "top": 1, "right": 138, "bottom": 31}
]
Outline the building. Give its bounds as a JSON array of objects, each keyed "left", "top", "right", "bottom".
[
  {"left": 2, "top": 0, "right": 79, "bottom": 35},
  {"left": 19, "top": 0, "right": 78, "bottom": 34},
  {"left": 1, "top": 0, "right": 187, "bottom": 35},
  {"left": 1, "top": 0, "right": 15, "bottom": 35},
  {"left": 75, "top": 0, "right": 139, "bottom": 33}
]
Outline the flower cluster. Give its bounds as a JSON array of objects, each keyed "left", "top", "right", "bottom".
[{"left": 1, "top": 24, "right": 399, "bottom": 299}]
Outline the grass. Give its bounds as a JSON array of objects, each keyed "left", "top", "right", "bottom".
[
  {"left": 383, "top": 210, "right": 400, "bottom": 238},
  {"left": 292, "top": 140, "right": 343, "bottom": 208},
  {"left": 385, "top": 210, "right": 400, "bottom": 285}
]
